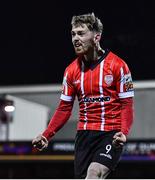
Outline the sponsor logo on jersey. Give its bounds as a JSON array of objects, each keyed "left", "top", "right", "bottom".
[
  {"left": 83, "top": 96, "right": 110, "bottom": 103},
  {"left": 73, "top": 79, "right": 81, "bottom": 84},
  {"left": 123, "top": 73, "right": 134, "bottom": 91},
  {"left": 104, "top": 75, "right": 113, "bottom": 85},
  {"left": 124, "top": 73, "right": 132, "bottom": 83},
  {"left": 99, "top": 153, "right": 112, "bottom": 159}
]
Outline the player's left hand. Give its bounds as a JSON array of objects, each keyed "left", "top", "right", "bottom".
[{"left": 112, "top": 131, "right": 126, "bottom": 148}]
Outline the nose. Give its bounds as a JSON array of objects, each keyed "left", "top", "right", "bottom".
[{"left": 72, "top": 34, "right": 80, "bottom": 42}]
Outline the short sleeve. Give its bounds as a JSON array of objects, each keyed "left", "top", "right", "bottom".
[
  {"left": 60, "top": 68, "right": 75, "bottom": 102},
  {"left": 115, "top": 60, "right": 134, "bottom": 99}
]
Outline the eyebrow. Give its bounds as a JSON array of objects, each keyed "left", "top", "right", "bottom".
[{"left": 71, "top": 29, "right": 87, "bottom": 33}]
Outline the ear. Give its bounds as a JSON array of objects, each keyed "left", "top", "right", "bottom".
[{"left": 94, "top": 33, "right": 101, "bottom": 43}]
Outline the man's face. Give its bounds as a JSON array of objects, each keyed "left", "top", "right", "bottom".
[{"left": 71, "top": 24, "right": 96, "bottom": 56}]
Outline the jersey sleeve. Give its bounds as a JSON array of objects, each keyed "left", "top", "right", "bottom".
[
  {"left": 42, "top": 100, "right": 73, "bottom": 141},
  {"left": 115, "top": 60, "right": 134, "bottom": 99},
  {"left": 60, "top": 67, "right": 75, "bottom": 102}
]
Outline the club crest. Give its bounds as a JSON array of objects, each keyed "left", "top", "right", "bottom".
[{"left": 104, "top": 75, "right": 113, "bottom": 85}]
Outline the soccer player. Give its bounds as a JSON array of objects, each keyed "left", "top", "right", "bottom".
[{"left": 32, "top": 12, "right": 134, "bottom": 179}]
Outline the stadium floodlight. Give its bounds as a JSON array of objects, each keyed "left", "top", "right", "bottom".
[
  {"left": 0, "top": 97, "right": 15, "bottom": 140},
  {"left": 0, "top": 97, "right": 15, "bottom": 123},
  {"left": 4, "top": 105, "right": 15, "bottom": 112}
]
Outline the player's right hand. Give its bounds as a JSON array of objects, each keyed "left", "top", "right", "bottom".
[{"left": 32, "top": 134, "right": 48, "bottom": 151}]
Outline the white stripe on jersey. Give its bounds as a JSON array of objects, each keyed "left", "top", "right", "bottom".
[
  {"left": 65, "top": 72, "right": 68, "bottom": 95},
  {"left": 99, "top": 60, "right": 105, "bottom": 131},
  {"left": 81, "top": 61, "right": 87, "bottom": 130},
  {"left": 119, "top": 91, "right": 134, "bottom": 98},
  {"left": 120, "top": 67, "right": 124, "bottom": 93},
  {"left": 60, "top": 94, "right": 73, "bottom": 101}
]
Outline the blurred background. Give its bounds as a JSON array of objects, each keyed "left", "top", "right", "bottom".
[{"left": 0, "top": 0, "right": 155, "bottom": 178}]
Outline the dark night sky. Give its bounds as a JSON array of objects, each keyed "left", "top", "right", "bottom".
[{"left": 0, "top": 0, "right": 155, "bottom": 86}]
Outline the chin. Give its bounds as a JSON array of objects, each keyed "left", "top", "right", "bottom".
[{"left": 75, "top": 50, "right": 85, "bottom": 56}]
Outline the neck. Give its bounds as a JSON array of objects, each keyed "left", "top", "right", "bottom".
[{"left": 84, "top": 46, "right": 105, "bottom": 62}]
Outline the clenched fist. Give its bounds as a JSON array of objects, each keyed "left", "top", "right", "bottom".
[
  {"left": 112, "top": 131, "right": 126, "bottom": 148},
  {"left": 32, "top": 134, "right": 48, "bottom": 151}
]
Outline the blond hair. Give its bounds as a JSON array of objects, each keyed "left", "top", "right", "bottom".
[{"left": 71, "top": 12, "right": 103, "bottom": 34}]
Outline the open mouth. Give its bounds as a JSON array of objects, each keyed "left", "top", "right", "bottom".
[{"left": 74, "top": 42, "right": 82, "bottom": 48}]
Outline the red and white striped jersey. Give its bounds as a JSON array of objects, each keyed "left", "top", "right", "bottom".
[{"left": 61, "top": 50, "right": 134, "bottom": 131}]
